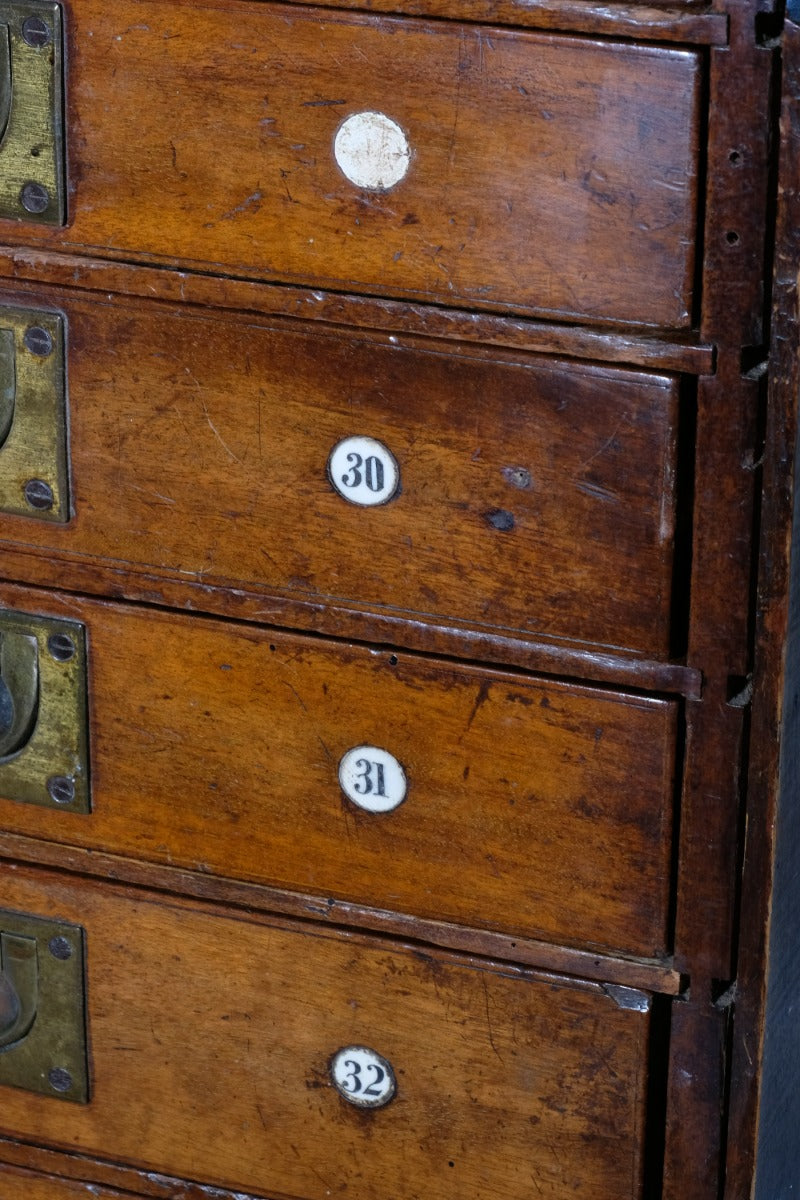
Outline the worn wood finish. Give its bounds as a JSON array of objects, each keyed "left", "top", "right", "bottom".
[
  {"left": 0, "top": 0, "right": 786, "bottom": 1193},
  {"left": 2, "top": 0, "right": 703, "bottom": 326},
  {"left": 0, "top": 582, "right": 678, "bottom": 958},
  {"left": 662, "top": 998, "right": 730, "bottom": 1200},
  {"left": 0, "top": 1164, "right": 152, "bottom": 1200},
  {"left": 0, "top": 830, "right": 684, "bottom": 994},
  {"left": 669, "top": 0, "right": 774, "bottom": 1045},
  {"left": 0, "top": 250, "right": 718, "bottom": 375},
  {"left": 249, "top": 0, "right": 729, "bottom": 44},
  {"left": 0, "top": 1150, "right": 255, "bottom": 1200},
  {"left": 725, "top": 14, "right": 800, "bottom": 1195},
  {"left": 0, "top": 546, "right": 705, "bottom": 697},
  {"left": 0, "top": 864, "right": 655, "bottom": 1200},
  {"left": 661, "top": 7, "right": 777, "bottom": 1197},
  {"left": 0, "top": 288, "right": 684, "bottom": 658}
]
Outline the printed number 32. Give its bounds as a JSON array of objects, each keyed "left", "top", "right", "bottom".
[{"left": 342, "top": 1058, "right": 386, "bottom": 1096}]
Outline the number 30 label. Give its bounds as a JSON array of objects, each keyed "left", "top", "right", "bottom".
[
  {"left": 330, "top": 1046, "right": 397, "bottom": 1109},
  {"left": 327, "top": 436, "right": 400, "bottom": 507}
]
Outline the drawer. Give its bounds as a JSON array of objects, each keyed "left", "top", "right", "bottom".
[
  {"left": 0, "top": 292, "right": 683, "bottom": 658},
  {"left": 0, "top": 868, "right": 655, "bottom": 1200},
  {"left": 0, "top": 586, "right": 678, "bottom": 958},
  {"left": 12, "top": 0, "right": 700, "bottom": 326},
  {"left": 0, "top": 1167, "right": 144, "bottom": 1200}
]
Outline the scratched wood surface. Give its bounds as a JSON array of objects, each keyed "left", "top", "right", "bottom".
[
  {"left": 0, "top": 287, "right": 682, "bottom": 658},
  {"left": 2, "top": 0, "right": 702, "bottom": 326},
  {"left": 0, "top": 582, "right": 678, "bottom": 958},
  {"left": 0, "top": 865, "right": 653, "bottom": 1200},
  {"left": 0, "top": 1165, "right": 151, "bottom": 1200},
  {"left": 0, "top": 249, "right": 717, "bottom": 375}
]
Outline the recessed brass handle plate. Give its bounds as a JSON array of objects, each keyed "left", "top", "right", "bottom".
[
  {"left": 0, "top": 607, "right": 89, "bottom": 812},
  {"left": 0, "top": 909, "right": 88, "bottom": 1103},
  {"left": 0, "top": 304, "right": 68, "bottom": 520},
  {"left": 0, "top": 2, "right": 65, "bottom": 225}
]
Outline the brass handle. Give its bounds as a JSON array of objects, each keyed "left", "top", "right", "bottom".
[
  {"left": 0, "top": 931, "right": 37, "bottom": 1048},
  {"left": 0, "top": 23, "right": 11, "bottom": 148},
  {"left": 0, "top": 628, "right": 39, "bottom": 758},
  {"left": 0, "top": 325, "right": 16, "bottom": 448}
]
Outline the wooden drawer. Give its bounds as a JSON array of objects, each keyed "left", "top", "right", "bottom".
[
  {"left": 0, "top": 584, "right": 678, "bottom": 958},
  {"left": 0, "top": 1167, "right": 145, "bottom": 1200},
  {"left": 0, "top": 866, "right": 655, "bottom": 1200},
  {"left": 14, "top": 0, "right": 701, "bottom": 326},
  {"left": 0, "top": 291, "right": 683, "bottom": 658}
]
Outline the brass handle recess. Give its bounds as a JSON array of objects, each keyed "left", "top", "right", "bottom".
[
  {"left": 0, "top": 326, "right": 16, "bottom": 449},
  {"left": 0, "top": 304, "right": 69, "bottom": 521},
  {"left": 0, "top": 909, "right": 87, "bottom": 1101},
  {"left": 0, "top": 2, "right": 65, "bottom": 224},
  {"left": 0, "top": 627, "right": 39, "bottom": 759},
  {"left": 0, "top": 931, "right": 37, "bottom": 1048},
  {"left": 0, "top": 23, "right": 10, "bottom": 150}
]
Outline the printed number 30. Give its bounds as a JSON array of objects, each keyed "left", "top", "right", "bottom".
[
  {"left": 327, "top": 436, "right": 400, "bottom": 507},
  {"left": 341, "top": 452, "right": 385, "bottom": 493}
]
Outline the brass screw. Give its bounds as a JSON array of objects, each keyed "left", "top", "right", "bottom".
[
  {"left": 48, "top": 632, "right": 76, "bottom": 662},
  {"left": 48, "top": 1067, "right": 73, "bottom": 1092},
  {"left": 47, "top": 776, "right": 75, "bottom": 806},
  {"left": 24, "top": 478, "right": 54, "bottom": 510},
  {"left": 48, "top": 936, "right": 72, "bottom": 960},
  {"left": 20, "top": 182, "right": 50, "bottom": 214},
  {"left": 22, "top": 16, "right": 52, "bottom": 48},
  {"left": 24, "top": 325, "right": 54, "bottom": 357}
]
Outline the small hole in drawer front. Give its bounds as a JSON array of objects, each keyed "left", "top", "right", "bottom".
[{"left": 484, "top": 508, "right": 515, "bottom": 532}]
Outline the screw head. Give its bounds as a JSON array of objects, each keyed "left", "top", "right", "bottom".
[
  {"left": 47, "top": 775, "right": 75, "bottom": 806},
  {"left": 48, "top": 632, "right": 76, "bottom": 662},
  {"left": 24, "top": 478, "right": 54, "bottom": 510},
  {"left": 20, "top": 181, "right": 50, "bottom": 214},
  {"left": 48, "top": 1067, "right": 73, "bottom": 1092},
  {"left": 24, "top": 325, "right": 54, "bottom": 357},
  {"left": 22, "top": 16, "right": 52, "bottom": 47},
  {"left": 48, "top": 935, "right": 73, "bottom": 960}
]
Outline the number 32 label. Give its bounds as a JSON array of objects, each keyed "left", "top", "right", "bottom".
[
  {"left": 328, "top": 436, "right": 400, "bottom": 507},
  {"left": 330, "top": 1045, "right": 397, "bottom": 1109}
]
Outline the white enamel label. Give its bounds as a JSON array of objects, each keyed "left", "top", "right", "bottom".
[
  {"left": 338, "top": 745, "right": 408, "bottom": 813},
  {"left": 331, "top": 1046, "right": 397, "bottom": 1108},
  {"left": 328, "top": 436, "right": 400, "bottom": 507},
  {"left": 334, "top": 112, "right": 411, "bottom": 191}
]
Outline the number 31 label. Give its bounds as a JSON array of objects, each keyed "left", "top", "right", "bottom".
[
  {"left": 328, "top": 436, "right": 400, "bottom": 507},
  {"left": 330, "top": 1045, "right": 397, "bottom": 1109},
  {"left": 339, "top": 745, "right": 408, "bottom": 813}
]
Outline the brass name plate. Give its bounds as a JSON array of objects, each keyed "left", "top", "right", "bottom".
[
  {"left": 0, "top": 908, "right": 88, "bottom": 1102},
  {"left": 0, "top": 1, "right": 65, "bottom": 224},
  {"left": 0, "top": 304, "right": 68, "bottom": 520},
  {"left": 0, "top": 606, "right": 89, "bottom": 812}
]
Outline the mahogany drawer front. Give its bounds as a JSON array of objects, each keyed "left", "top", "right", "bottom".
[
  {"left": 0, "top": 585, "right": 678, "bottom": 958},
  {"left": 16, "top": 0, "right": 700, "bottom": 326},
  {"left": 0, "top": 1166, "right": 143, "bottom": 1200},
  {"left": 0, "top": 868, "right": 654, "bottom": 1200},
  {"left": 1, "top": 292, "right": 682, "bottom": 658}
]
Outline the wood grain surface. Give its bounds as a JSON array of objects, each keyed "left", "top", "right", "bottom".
[
  {"left": 0, "top": 1165, "right": 151, "bottom": 1200},
  {"left": 1, "top": 0, "right": 702, "bottom": 326},
  {"left": 0, "top": 288, "right": 683, "bottom": 658},
  {"left": 0, "top": 582, "right": 678, "bottom": 958},
  {"left": 0, "top": 864, "right": 654, "bottom": 1200},
  {"left": 0, "top": 250, "right": 718, "bottom": 374}
]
